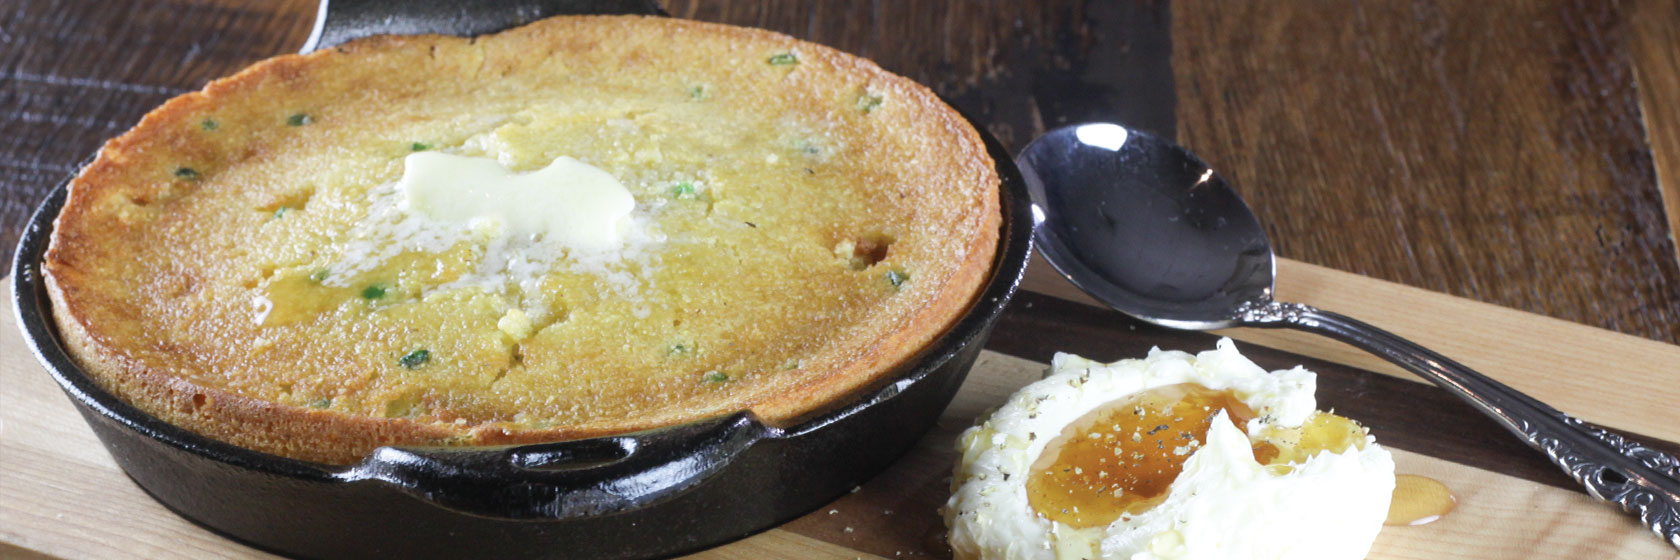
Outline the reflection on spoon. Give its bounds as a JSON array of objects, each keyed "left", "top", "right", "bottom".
[{"left": 1017, "top": 122, "right": 1680, "bottom": 549}]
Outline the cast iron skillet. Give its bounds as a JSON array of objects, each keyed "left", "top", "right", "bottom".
[{"left": 9, "top": 1, "right": 1033, "bottom": 558}]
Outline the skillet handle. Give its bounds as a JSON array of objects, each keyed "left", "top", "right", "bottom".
[
  {"left": 338, "top": 412, "right": 768, "bottom": 519},
  {"left": 300, "top": 0, "right": 668, "bottom": 53}
]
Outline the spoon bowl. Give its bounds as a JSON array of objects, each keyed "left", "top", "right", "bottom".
[
  {"left": 1019, "top": 122, "right": 1680, "bottom": 548},
  {"left": 1019, "top": 123, "right": 1272, "bottom": 329}
]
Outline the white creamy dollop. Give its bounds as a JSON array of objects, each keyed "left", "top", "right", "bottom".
[
  {"left": 1107, "top": 409, "right": 1395, "bottom": 559},
  {"left": 396, "top": 152, "right": 635, "bottom": 254},
  {"left": 944, "top": 338, "right": 1395, "bottom": 560}
]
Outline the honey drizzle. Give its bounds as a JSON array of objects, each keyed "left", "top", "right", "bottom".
[
  {"left": 1385, "top": 474, "right": 1456, "bottom": 526},
  {"left": 1024, "top": 383, "right": 1266, "bottom": 528}
]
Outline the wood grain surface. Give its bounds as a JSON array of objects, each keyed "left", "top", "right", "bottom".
[
  {"left": 1, "top": 0, "right": 1677, "bottom": 345},
  {"left": 1171, "top": 0, "right": 1680, "bottom": 343},
  {"left": 1631, "top": 0, "right": 1680, "bottom": 267}
]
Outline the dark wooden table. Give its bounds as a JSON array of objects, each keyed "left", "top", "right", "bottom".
[
  {"left": 3, "top": 0, "right": 1678, "bottom": 344},
  {"left": 3, "top": 2, "right": 1679, "bottom": 558}
]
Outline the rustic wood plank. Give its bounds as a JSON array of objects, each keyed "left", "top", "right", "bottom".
[
  {"left": 1172, "top": 0, "right": 1680, "bottom": 344},
  {"left": 1630, "top": 0, "right": 1680, "bottom": 270},
  {"left": 1366, "top": 449, "right": 1671, "bottom": 559},
  {"left": 663, "top": 0, "right": 1176, "bottom": 147},
  {"left": 681, "top": 530, "right": 882, "bottom": 560}
]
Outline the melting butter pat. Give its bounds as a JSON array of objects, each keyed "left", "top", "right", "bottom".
[{"left": 397, "top": 152, "right": 635, "bottom": 253}]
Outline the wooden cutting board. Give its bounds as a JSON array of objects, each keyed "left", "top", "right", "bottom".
[{"left": 3, "top": 260, "right": 1678, "bottom": 559}]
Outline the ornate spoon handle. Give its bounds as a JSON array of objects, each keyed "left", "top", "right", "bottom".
[{"left": 1237, "top": 300, "right": 1680, "bottom": 548}]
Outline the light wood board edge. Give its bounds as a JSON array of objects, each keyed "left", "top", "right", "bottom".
[
  {"left": 1021, "top": 255, "right": 1680, "bottom": 441},
  {"left": 1372, "top": 449, "right": 1674, "bottom": 559},
  {"left": 681, "top": 531, "right": 884, "bottom": 559},
  {"left": 1630, "top": 0, "right": 1680, "bottom": 270}
]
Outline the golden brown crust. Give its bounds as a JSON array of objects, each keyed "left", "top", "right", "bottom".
[{"left": 45, "top": 15, "right": 1000, "bottom": 465}]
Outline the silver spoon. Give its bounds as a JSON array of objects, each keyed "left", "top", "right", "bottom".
[{"left": 1018, "top": 122, "right": 1679, "bottom": 547}]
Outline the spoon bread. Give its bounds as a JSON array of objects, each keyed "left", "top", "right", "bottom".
[{"left": 43, "top": 15, "right": 1000, "bottom": 465}]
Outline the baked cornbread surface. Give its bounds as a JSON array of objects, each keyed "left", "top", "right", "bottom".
[{"left": 43, "top": 15, "right": 999, "bottom": 465}]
